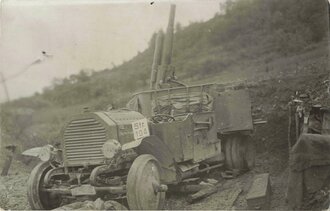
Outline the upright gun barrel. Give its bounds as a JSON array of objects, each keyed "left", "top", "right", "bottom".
[
  {"left": 151, "top": 4, "right": 176, "bottom": 89},
  {"left": 161, "top": 4, "right": 176, "bottom": 67},
  {"left": 150, "top": 31, "right": 164, "bottom": 89}
]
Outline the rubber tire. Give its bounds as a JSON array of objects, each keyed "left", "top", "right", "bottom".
[
  {"left": 27, "top": 162, "right": 61, "bottom": 210},
  {"left": 224, "top": 139, "right": 234, "bottom": 169},
  {"left": 224, "top": 135, "right": 255, "bottom": 171},
  {"left": 126, "top": 154, "right": 165, "bottom": 210},
  {"left": 231, "top": 136, "right": 246, "bottom": 170}
]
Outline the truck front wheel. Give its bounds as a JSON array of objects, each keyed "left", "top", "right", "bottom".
[
  {"left": 27, "top": 162, "right": 61, "bottom": 210},
  {"left": 126, "top": 154, "right": 166, "bottom": 210}
]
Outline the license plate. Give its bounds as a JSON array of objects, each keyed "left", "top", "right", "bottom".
[
  {"left": 132, "top": 118, "right": 150, "bottom": 140},
  {"left": 71, "top": 185, "right": 96, "bottom": 196}
]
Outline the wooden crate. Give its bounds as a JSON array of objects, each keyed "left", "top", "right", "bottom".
[{"left": 246, "top": 173, "right": 271, "bottom": 210}]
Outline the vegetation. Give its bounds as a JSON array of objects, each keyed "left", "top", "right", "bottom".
[{"left": 0, "top": 0, "right": 328, "bottom": 154}]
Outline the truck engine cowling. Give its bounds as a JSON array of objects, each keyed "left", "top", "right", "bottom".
[{"left": 62, "top": 109, "right": 146, "bottom": 167}]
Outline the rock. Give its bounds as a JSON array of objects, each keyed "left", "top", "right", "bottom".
[
  {"left": 84, "top": 201, "right": 96, "bottom": 210},
  {"left": 104, "top": 200, "right": 128, "bottom": 210},
  {"left": 52, "top": 198, "right": 127, "bottom": 210},
  {"left": 53, "top": 201, "right": 87, "bottom": 210},
  {"left": 94, "top": 198, "right": 105, "bottom": 210}
]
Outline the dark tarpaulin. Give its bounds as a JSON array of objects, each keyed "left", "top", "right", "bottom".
[
  {"left": 215, "top": 89, "right": 253, "bottom": 134},
  {"left": 287, "top": 134, "right": 330, "bottom": 209}
]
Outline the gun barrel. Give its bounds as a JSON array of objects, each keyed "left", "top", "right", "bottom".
[
  {"left": 150, "top": 31, "right": 164, "bottom": 89},
  {"left": 151, "top": 4, "right": 176, "bottom": 90},
  {"left": 161, "top": 4, "right": 176, "bottom": 67}
]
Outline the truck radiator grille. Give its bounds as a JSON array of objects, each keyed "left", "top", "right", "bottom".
[{"left": 64, "top": 118, "right": 106, "bottom": 166}]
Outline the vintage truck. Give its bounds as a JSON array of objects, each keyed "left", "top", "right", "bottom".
[{"left": 26, "top": 5, "right": 255, "bottom": 210}]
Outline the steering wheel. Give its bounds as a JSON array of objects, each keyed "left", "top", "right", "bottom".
[{"left": 151, "top": 114, "right": 175, "bottom": 123}]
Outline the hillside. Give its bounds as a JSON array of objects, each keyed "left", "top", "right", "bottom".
[{"left": 0, "top": 0, "right": 329, "bottom": 159}]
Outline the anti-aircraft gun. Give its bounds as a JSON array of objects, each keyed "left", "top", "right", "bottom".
[
  {"left": 150, "top": 5, "right": 183, "bottom": 90},
  {"left": 26, "top": 4, "right": 255, "bottom": 210}
]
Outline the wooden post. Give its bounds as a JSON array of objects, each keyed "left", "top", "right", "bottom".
[
  {"left": 1, "top": 145, "right": 16, "bottom": 176},
  {"left": 288, "top": 102, "right": 292, "bottom": 151},
  {"left": 0, "top": 72, "right": 10, "bottom": 102}
]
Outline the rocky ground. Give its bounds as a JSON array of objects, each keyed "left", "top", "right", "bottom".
[
  {"left": 165, "top": 151, "right": 289, "bottom": 210},
  {"left": 0, "top": 150, "right": 288, "bottom": 210},
  {"left": 0, "top": 160, "right": 30, "bottom": 210}
]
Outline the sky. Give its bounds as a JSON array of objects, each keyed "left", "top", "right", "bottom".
[{"left": 0, "top": 0, "right": 224, "bottom": 102}]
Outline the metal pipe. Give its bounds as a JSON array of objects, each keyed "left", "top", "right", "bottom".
[
  {"left": 180, "top": 163, "right": 224, "bottom": 180},
  {"left": 198, "top": 163, "right": 224, "bottom": 173},
  {"left": 42, "top": 185, "right": 126, "bottom": 195}
]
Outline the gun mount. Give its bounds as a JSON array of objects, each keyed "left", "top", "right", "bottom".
[{"left": 150, "top": 4, "right": 185, "bottom": 89}]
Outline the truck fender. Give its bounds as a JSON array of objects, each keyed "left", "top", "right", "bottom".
[
  {"left": 136, "top": 135, "right": 178, "bottom": 184},
  {"left": 22, "top": 147, "right": 43, "bottom": 157}
]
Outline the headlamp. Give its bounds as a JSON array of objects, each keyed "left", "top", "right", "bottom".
[
  {"left": 102, "top": 139, "right": 121, "bottom": 159},
  {"left": 38, "top": 145, "right": 54, "bottom": 162}
]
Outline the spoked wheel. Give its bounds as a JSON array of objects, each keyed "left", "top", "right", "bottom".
[
  {"left": 224, "top": 134, "right": 256, "bottom": 171},
  {"left": 127, "top": 154, "right": 166, "bottom": 210},
  {"left": 27, "top": 162, "right": 61, "bottom": 210}
]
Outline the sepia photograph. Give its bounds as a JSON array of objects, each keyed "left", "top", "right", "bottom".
[{"left": 0, "top": 0, "right": 329, "bottom": 210}]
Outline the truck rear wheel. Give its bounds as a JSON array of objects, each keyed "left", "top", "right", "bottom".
[
  {"left": 27, "top": 162, "right": 61, "bottom": 210},
  {"left": 224, "top": 135, "right": 255, "bottom": 171},
  {"left": 126, "top": 154, "right": 165, "bottom": 210}
]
